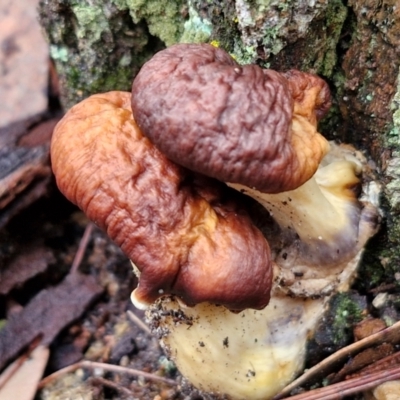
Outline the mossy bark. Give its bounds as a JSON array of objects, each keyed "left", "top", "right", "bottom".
[{"left": 39, "top": 0, "right": 400, "bottom": 288}]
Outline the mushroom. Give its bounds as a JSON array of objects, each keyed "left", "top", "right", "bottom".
[
  {"left": 49, "top": 45, "right": 380, "bottom": 399},
  {"left": 50, "top": 90, "right": 273, "bottom": 312},
  {"left": 129, "top": 44, "right": 380, "bottom": 399},
  {"left": 131, "top": 43, "right": 379, "bottom": 297}
]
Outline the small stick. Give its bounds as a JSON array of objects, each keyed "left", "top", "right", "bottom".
[
  {"left": 70, "top": 223, "right": 94, "bottom": 274},
  {"left": 275, "top": 320, "right": 400, "bottom": 398},
  {"left": 88, "top": 376, "right": 135, "bottom": 397},
  {"left": 38, "top": 360, "right": 176, "bottom": 389},
  {"left": 127, "top": 310, "right": 152, "bottom": 335},
  {"left": 276, "top": 365, "right": 400, "bottom": 400},
  {"left": 369, "top": 283, "right": 397, "bottom": 294}
]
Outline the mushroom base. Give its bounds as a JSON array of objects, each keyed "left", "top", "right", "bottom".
[{"left": 146, "top": 252, "right": 363, "bottom": 400}]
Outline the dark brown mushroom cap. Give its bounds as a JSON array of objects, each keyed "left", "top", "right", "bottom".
[
  {"left": 131, "top": 43, "right": 330, "bottom": 194},
  {"left": 51, "top": 91, "right": 272, "bottom": 311}
]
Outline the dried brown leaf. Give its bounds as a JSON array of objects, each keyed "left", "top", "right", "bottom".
[
  {"left": 330, "top": 343, "right": 394, "bottom": 383},
  {"left": 347, "top": 351, "right": 400, "bottom": 379},
  {"left": 0, "top": 246, "right": 55, "bottom": 295},
  {"left": 354, "top": 318, "right": 387, "bottom": 341},
  {"left": 0, "top": 272, "right": 103, "bottom": 371}
]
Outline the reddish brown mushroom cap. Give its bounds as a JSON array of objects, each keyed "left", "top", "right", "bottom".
[
  {"left": 131, "top": 43, "right": 330, "bottom": 193},
  {"left": 51, "top": 91, "right": 272, "bottom": 311}
]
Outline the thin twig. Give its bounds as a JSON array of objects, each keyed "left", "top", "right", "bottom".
[
  {"left": 127, "top": 310, "right": 152, "bottom": 335},
  {"left": 38, "top": 360, "right": 176, "bottom": 389},
  {"left": 369, "top": 283, "right": 397, "bottom": 294},
  {"left": 88, "top": 376, "right": 135, "bottom": 397},
  {"left": 70, "top": 223, "right": 94, "bottom": 274},
  {"left": 275, "top": 320, "right": 400, "bottom": 399},
  {"left": 277, "top": 365, "right": 400, "bottom": 400},
  {"left": 37, "top": 363, "right": 80, "bottom": 388}
]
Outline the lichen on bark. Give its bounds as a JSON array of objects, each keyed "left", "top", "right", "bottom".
[
  {"left": 337, "top": 0, "right": 400, "bottom": 283},
  {"left": 386, "top": 75, "right": 400, "bottom": 212},
  {"left": 382, "top": 70, "right": 400, "bottom": 278},
  {"left": 39, "top": 0, "right": 165, "bottom": 110},
  {"left": 123, "top": 0, "right": 186, "bottom": 46},
  {"left": 187, "top": 0, "right": 348, "bottom": 71}
]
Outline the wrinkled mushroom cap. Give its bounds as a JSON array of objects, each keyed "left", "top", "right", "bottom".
[
  {"left": 51, "top": 91, "right": 273, "bottom": 311},
  {"left": 132, "top": 43, "right": 330, "bottom": 194}
]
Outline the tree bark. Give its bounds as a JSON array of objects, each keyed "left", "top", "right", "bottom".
[{"left": 39, "top": 0, "right": 400, "bottom": 289}]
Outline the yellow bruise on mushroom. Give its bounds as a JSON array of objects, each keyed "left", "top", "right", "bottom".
[{"left": 131, "top": 143, "right": 380, "bottom": 400}]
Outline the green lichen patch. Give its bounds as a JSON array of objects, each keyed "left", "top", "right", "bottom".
[
  {"left": 188, "top": 1, "right": 242, "bottom": 59},
  {"left": 331, "top": 292, "right": 365, "bottom": 345},
  {"left": 49, "top": 45, "right": 69, "bottom": 63},
  {"left": 234, "top": 0, "right": 297, "bottom": 59},
  {"left": 319, "top": 0, "right": 348, "bottom": 77},
  {"left": 181, "top": 0, "right": 342, "bottom": 67},
  {"left": 231, "top": 44, "right": 258, "bottom": 66},
  {"left": 180, "top": 1, "right": 213, "bottom": 43},
  {"left": 125, "top": 0, "right": 186, "bottom": 46},
  {"left": 71, "top": 3, "right": 110, "bottom": 43}
]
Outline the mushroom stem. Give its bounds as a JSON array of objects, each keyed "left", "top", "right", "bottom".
[
  {"left": 229, "top": 144, "right": 376, "bottom": 266},
  {"left": 150, "top": 294, "right": 329, "bottom": 400},
  {"left": 150, "top": 246, "right": 367, "bottom": 400}
]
